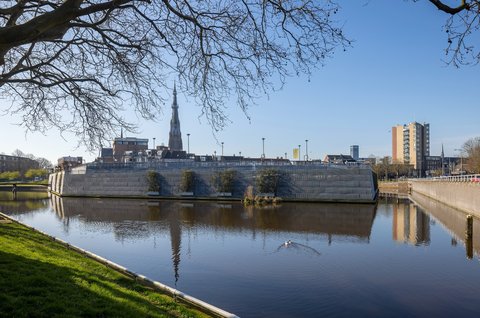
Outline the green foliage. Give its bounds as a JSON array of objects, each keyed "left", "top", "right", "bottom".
[
  {"left": 180, "top": 170, "right": 195, "bottom": 192},
  {"left": 0, "top": 221, "right": 208, "bottom": 318},
  {"left": 146, "top": 170, "right": 161, "bottom": 192},
  {"left": 211, "top": 169, "right": 236, "bottom": 193},
  {"left": 256, "top": 169, "right": 280, "bottom": 194},
  {"left": 0, "top": 171, "right": 21, "bottom": 181},
  {"left": 24, "top": 168, "right": 49, "bottom": 180}
]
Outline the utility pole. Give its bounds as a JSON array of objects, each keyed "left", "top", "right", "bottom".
[
  {"left": 262, "top": 137, "right": 265, "bottom": 158},
  {"left": 305, "top": 139, "right": 309, "bottom": 161}
]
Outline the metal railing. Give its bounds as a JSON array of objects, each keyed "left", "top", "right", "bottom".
[
  {"left": 431, "top": 174, "right": 480, "bottom": 183},
  {"left": 81, "top": 160, "right": 372, "bottom": 171}
]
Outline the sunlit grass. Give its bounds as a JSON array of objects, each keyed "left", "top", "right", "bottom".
[{"left": 0, "top": 220, "right": 211, "bottom": 318}]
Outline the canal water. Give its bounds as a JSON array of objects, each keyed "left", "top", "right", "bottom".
[{"left": 2, "top": 192, "right": 480, "bottom": 317}]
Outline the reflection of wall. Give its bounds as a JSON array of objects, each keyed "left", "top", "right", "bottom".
[
  {"left": 393, "top": 201, "right": 430, "bottom": 245},
  {"left": 50, "top": 198, "right": 376, "bottom": 285},
  {"left": 51, "top": 197, "right": 377, "bottom": 241},
  {"left": 411, "top": 192, "right": 480, "bottom": 257}
]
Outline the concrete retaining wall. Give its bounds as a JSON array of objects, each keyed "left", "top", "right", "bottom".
[
  {"left": 410, "top": 180, "right": 480, "bottom": 217},
  {"left": 49, "top": 164, "right": 377, "bottom": 203}
]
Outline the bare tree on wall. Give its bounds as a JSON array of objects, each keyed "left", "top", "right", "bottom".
[{"left": 0, "top": 0, "right": 349, "bottom": 149}]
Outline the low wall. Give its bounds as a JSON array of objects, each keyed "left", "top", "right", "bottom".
[
  {"left": 410, "top": 180, "right": 480, "bottom": 217},
  {"left": 49, "top": 163, "right": 378, "bottom": 203}
]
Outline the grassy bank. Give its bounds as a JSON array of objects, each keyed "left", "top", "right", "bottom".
[{"left": 0, "top": 218, "right": 211, "bottom": 318}]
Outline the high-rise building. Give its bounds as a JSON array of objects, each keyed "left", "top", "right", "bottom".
[
  {"left": 392, "top": 122, "right": 430, "bottom": 175},
  {"left": 350, "top": 145, "right": 359, "bottom": 161},
  {"left": 168, "top": 83, "right": 183, "bottom": 151}
]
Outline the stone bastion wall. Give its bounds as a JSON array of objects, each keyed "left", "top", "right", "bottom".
[{"left": 49, "top": 162, "right": 378, "bottom": 203}]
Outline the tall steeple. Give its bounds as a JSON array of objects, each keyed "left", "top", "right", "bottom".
[{"left": 168, "top": 82, "right": 183, "bottom": 151}]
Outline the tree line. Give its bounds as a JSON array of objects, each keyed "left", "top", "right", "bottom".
[{"left": 0, "top": 168, "right": 49, "bottom": 181}]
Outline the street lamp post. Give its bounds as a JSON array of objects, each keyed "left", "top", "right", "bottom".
[
  {"left": 262, "top": 137, "right": 265, "bottom": 158},
  {"left": 298, "top": 144, "right": 301, "bottom": 162},
  {"left": 153, "top": 137, "right": 156, "bottom": 149},
  {"left": 455, "top": 148, "right": 464, "bottom": 175},
  {"left": 187, "top": 133, "right": 190, "bottom": 154},
  {"left": 221, "top": 142, "right": 224, "bottom": 157},
  {"left": 305, "top": 139, "right": 309, "bottom": 161}
]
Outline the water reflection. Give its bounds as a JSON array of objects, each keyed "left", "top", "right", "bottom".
[
  {"left": 47, "top": 197, "right": 377, "bottom": 282},
  {"left": 50, "top": 197, "right": 377, "bottom": 239},
  {"left": 3, "top": 194, "right": 480, "bottom": 317},
  {"left": 0, "top": 191, "right": 48, "bottom": 213},
  {"left": 392, "top": 199, "right": 430, "bottom": 246},
  {"left": 410, "top": 192, "right": 480, "bottom": 259}
]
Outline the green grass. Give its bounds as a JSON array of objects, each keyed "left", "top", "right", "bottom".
[{"left": 0, "top": 220, "right": 211, "bottom": 318}]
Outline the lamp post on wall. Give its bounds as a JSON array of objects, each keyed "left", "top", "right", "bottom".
[
  {"left": 305, "top": 139, "right": 309, "bottom": 161},
  {"left": 262, "top": 137, "right": 266, "bottom": 158},
  {"left": 153, "top": 137, "right": 156, "bottom": 149},
  {"left": 455, "top": 148, "right": 464, "bottom": 175},
  {"left": 187, "top": 133, "right": 190, "bottom": 154}
]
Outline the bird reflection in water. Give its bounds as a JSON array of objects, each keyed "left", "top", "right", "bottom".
[{"left": 276, "top": 240, "right": 321, "bottom": 256}]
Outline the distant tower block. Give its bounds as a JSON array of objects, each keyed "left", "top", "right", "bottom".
[
  {"left": 350, "top": 145, "right": 359, "bottom": 161},
  {"left": 168, "top": 83, "right": 183, "bottom": 151}
]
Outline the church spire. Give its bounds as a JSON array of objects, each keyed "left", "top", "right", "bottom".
[{"left": 168, "top": 83, "right": 183, "bottom": 151}]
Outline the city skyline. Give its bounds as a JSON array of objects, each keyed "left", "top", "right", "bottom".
[{"left": 0, "top": 1, "right": 478, "bottom": 164}]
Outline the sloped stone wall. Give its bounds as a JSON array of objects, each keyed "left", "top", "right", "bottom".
[{"left": 50, "top": 164, "right": 377, "bottom": 203}]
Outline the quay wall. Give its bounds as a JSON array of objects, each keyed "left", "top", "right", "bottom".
[
  {"left": 410, "top": 180, "right": 480, "bottom": 217},
  {"left": 49, "top": 163, "right": 378, "bottom": 203}
]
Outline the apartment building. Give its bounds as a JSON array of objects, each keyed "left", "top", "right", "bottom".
[{"left": 392, "top": 122, "right": 430, "bottom": 176}]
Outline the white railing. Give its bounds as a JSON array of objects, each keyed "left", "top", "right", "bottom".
[{"left": 431, "top": 174, "right": 480, "bottom": 183}]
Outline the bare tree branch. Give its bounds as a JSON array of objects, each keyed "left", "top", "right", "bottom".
[{"left": 1, "top": 0, "right": 350, "bottom": 150}]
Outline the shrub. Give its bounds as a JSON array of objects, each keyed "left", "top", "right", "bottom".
[
  {"left": 211, "top": 169, "right": 236, "bottom": 193},
  {"left": 180, "top": 170, "right": 195, "bottom": 192},
  {"left": 146, "top": 170, "right": 160, "bottom": 192},
  {"left": 256, "top": 169, "right": 280, "bottom": 194}
]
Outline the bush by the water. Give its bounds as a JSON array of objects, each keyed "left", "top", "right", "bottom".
[
  {"left": 146, "top": 170, "right": 161, "bottom": 192},
  {"left": 180, "top": 170, "right": 195, "bottom": 192},
  {"left": 211, "top": 169, "right": 236, "bottom": 193}
]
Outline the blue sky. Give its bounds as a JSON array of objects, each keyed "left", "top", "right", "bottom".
[{"left": 1, "top": 0, "right": 478, "bottom": 164}]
